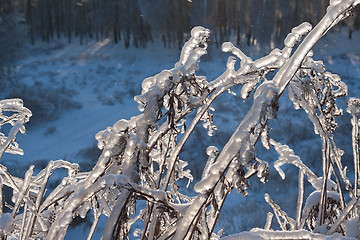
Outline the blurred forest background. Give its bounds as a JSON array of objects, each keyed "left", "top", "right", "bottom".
[{"left": 1, "top": 0, "right": 360, "bottom": 66}]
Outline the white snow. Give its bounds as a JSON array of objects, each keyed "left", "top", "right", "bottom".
[
  {"left": 345, "top": 217, "right": 360, "bottom": 238},
  {"left": 0, "top": 213, "right": 13, "bottom": 236},
  {"left": 221, "top": 228, "right": 354, "bottom": 240}
]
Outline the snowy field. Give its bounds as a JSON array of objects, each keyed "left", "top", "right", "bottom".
[{"left": 1, "top": 29, "right": 360, "bottom": 238}]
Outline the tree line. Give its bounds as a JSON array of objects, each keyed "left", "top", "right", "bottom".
[{"left": 0, "top": 0, "right": 359, "bottom": 48}]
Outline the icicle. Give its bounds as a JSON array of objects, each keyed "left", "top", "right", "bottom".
[
  {"left": 347, "top": 98, "right": 360, "bottom": 199},
  {"left": 264, "top": 212, "right": 273, "bottom": 230},
  {"left": 296, "top": 170, "right": 305, "bottom": 230},
  {"left": 255, "top": 158, "right": 270, "bottom": 183},
  {"left": 260, "top": 124, "right": 271, "bottom": 150},
  {"left": 202, "top": 146, "right": 219, "bottom": 179},
  {"left": 241, "top": 81, "right": 259, "bottom": 100}
]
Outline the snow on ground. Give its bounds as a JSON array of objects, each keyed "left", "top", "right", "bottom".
[
  {"left": 2, "top": 40, "right": 180, "bottom": 171},
  {"left": 1, "top": 29, "right": 359, "bottom": 238}
]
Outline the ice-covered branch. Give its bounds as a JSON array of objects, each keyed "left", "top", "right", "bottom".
[
  {"left": 172, "top": 2, "right": 358, "bottom": 239},
  {"left": 274, "top": 0, "right": 357, "bottom": 95},
  {"left": 347, "top": 98, "right": 360, "bottom": 199},
  {"left": 0, "top": 99, "right": 32, "bottom": 159},
  {"left": 264, "top": 193, "right": 296, "bottom": 231},
  {"left": 0, "top": 1, "right": 358, "bottom": 239},
  {"left": 270, "top": 139, "right": 318, "bottom": 187}
]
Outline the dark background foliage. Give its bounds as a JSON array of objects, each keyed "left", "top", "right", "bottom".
[
  {"left": 1, "top": 0, "right": 359, "bottom": 48},
  {"left": 1, "top": 0, "right": 359, "bottom": 75}
]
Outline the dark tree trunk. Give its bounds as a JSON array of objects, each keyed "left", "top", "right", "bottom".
[{"left": 26, "top": 0, "right": 35, "bottom": 44}]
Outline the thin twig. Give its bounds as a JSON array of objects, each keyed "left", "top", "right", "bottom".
[{"left": 296, "top": 169, "right": 304, "bottom": 229}]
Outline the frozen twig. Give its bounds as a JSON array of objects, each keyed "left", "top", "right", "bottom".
[
  {"left": 347, "top": 98, "right": 360, "bottom": 200},
  {"left": 270, "top": 139, "right": 318, "bottom": 186},
  {"left": 296, "top": 170, "right": 305, "bottom": 230},
  {"left": 264, "top": 212, "right": 274, "bottom": 230},
  {"left": 264, "top": 193, "right": 296, "bottom": 231}
]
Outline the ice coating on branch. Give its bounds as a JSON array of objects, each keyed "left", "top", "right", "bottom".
[
  {"left": 221, "top": 42, "right": 234, "bottom": 52},
  {"left": 288, "top": 55, "right": 347, "bottom": 136},
  {"left": 141, "top": 76, "right": 156, "bottom": 94},
  {"left": 194, "top": 173, "right": 216, "bottom": 193},
  {"left": 156, "top": 70, "right": 173, "bottom": 91},
  {"left": 284, "top": 22, "right": 312, "bottom": 48},
  {"left": 134, "top": 26, "right": 210, "bottom": 128},
  {"left": 226, "top": 56, "right": 237, "bottom": 71},
  {"left": 195, "top": 157, "right": 222, "bottom": 193},
  {"left": 176, "top": 159, "right": 193, "bottom": 187},
  {"left": 261, "top": 124, "right": 271, "bottom": 149},
  {"left": 0, "top": 99, "right": 30, "bottom": 114},
  {"left": 95, "top": 119, "right": 128, "bottom": 150},
  {"left": 282, "top": 22, "right": 312, "bottom": 59},
  {"left": 255, "top": 159, "right": 270, "bottom": 183},
  {"left": 206, "top": 146, "right": 219, "bottom": 156},
  {"left": 113, "top": 119, "right": 129, "bottom": 132},
  {"left": 326, "top": 0, "right": 358, "bottom": 27},
  {"left": 201, "top": 107, "right": 217, "bottom": 136},
  {"left": 101, "top": 26, "right": 212, "bottom": 239},
  {"left": 222, "top": 42, "right": 253, "bottom": 68},
  {"left": 59, "top": 211, "right": 73, "bottom": 228},
  {"left": 253, "top": 82, "right": 279, "bottom": 120},
  {"left": 253, "top": 54, "right": 278, "bottom": 69},
  {"left": 327, "top": 0, "right": 342, "bottom": 12},
  {"left": 347, "top": 97, "right": 360, "bottom": 115},
  {"left": 178, "top": 26, "right": 210, "bottom": 66},
  {"left": 324, "top": 72, "right": 348, "bottom": 98},
  {"left": 192, "top": 82, "right": 279, "bottom": 195},
  {"left": 293, "top": 22, "right": 312, "bottom": 38},
  {"left": 0, "top": 98, "right": 32, "bottom": 157},
  {"left": 182, "top": 48, "right": 207, "bottom": 74},
  {"left": 202, "top": 146, "right": 219, "bottom": 179},
  {"left": 270, "top": 139, "right": 318, "bottom": 187},
  {"left": 265, "top": 193, "right": 296, "bottom": 231},
  {"left": 75, "top": 200, "right": 91, "bottom": 218},
  {"left": 330, "top": 0, "right": 342, "bottom": 5},
  {"left": 241, "top": 81, "right": 259, "bottom": 100}
]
